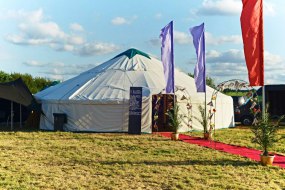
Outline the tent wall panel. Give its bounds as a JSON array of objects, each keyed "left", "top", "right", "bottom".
[
  {"left": 41, "top": 103, "right": 128, "bottom": 132},
  {"left": 40, "top": 97, "right": 153, "bottom": 133}
]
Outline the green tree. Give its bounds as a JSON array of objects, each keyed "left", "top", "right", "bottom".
[
  {"left": 188, "top": 73, "right": 216, "bottom": 89},
  {"left": 0, "top": 70, "right": 53, "bottom": 94},
  {"left": 0, "top": 71, "right": 12, "bottom": 82}
]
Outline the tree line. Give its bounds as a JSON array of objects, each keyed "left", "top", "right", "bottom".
[
  {"left": 188, "top": 73, "right": 216, "bottom": 89},
  {"left": 0, "top": 71, "right": 54, "bottom": 94},
  {"left": 0, "top": 70, "right": 217, "bottom": 94}
]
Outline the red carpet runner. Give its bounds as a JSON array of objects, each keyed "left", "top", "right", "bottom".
[{"left": 158, "top": 132, "right": 285, "bottom": 168}]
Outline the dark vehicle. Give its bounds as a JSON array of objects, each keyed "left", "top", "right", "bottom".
[
  {"left": 257, "top": 85, "right": 285, "bottom": 118},
  {"left": 232, "top": 96, "right": 255, "bottom": 126}
]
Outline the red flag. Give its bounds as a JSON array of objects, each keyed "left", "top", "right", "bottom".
[{"left": 240, "top": 0, "right": 264, "bottom": 86}]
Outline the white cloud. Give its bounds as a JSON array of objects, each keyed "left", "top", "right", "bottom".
[
  {"left": 207, "top": 49, "right": 244, "bottom": 63},
  {"left": 206, "top": 32, "right": 242, "bottom": 45},
  {"left": 203, "top": 49, "right": 247, "bottom": 82},
  {"left": 264, "top": 2, "right": 276, "bottom": 16},
  {"left": 23, "top": 60, "right": 46, "bottom": 67},
  {"left": 208, "top": 62, "right": 247, "bottom": 77},
  {"left": 5, "top": 9, "right": 72, "bottom": 46},
  {"left": 50, "top": 62, "right": 65, "bottom": 67},
  {"left": 50, "top": 44, "right": 75, "bottom": 52},
  {"left": 264, "top": 51, "right": 283, "bottom": 72},
  {"left": 74, "top": 42, "right": 120, "bottom": 56},
  {"left": 4, "top": 9, "right": 44, "bottom": 22},
  {"left": 111, "top": 17, "right": 128, "bottom": 25},
  {"left": 5, "top": 9, "right": 120, "bottom": 56},
  {"left": 265, "top": 73, "right": 285, "bottom": 85},
  {"left": 24, "top": 60, "right": 95, "bottom": 81},
  {"left": 148, "top": 31, "right": 192, "bottom": 46},
  {"left": 41, "top": 62, "right": 95, "bottom": 81},
  {"left": 196, "top": 0, "right": 276, "bottom": 17},
  {"left": 174, "top": 31, "right": 192, "bottom": 44},
  {"left": 23, "top": 60, "right": 79, "bottom": 80},
  {"left": 197, "top": 0, "right": 242, "bottom": 16},
  {"left": 68, "top": 36, "right": 85, "bottom": 45},
  {"left": 48, "top": 74, "right": 64, "bottom": 81},
  {"left": 111, "top": 16, "right": 137, "bottom": 25},
  {"left": 18, "top": 21, "right": 65, "bottom": 39},
  {"left": 70, "top": 23, "right": 84, "bottom": 32},
  {"left": 206, "top": 49, "right": 283, "bottom": 66},
  {"left": 203, "top": 49, "right": 285, "bottom": 84},
  {"left": 150, "top": 31, "right": 241, "bottom": 46}
]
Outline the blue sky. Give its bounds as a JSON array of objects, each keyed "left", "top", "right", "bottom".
[{"left": 0, "top": 0, "right": 284, "bottom": 85}]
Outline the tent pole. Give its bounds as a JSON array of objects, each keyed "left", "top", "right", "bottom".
[
  {"left": 20, "top": 104, "right": 22, "bottom": 128},
  {"left": 11, "top": 101, "right": 13, "bottom": 131}
]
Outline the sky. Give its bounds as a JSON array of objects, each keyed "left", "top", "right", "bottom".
[{"left": 0, "top": 0, "right": 284, "bottom": 85}]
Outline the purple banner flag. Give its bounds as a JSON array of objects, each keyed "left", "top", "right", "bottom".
[
  {"left": 160, "top": 21, "right": 174, "bottom": 94},
  {"left": 190, "top": 23, "right": 206, "bottom": 92}
]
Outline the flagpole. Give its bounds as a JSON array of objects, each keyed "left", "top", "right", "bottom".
[
  {"left": 261, "top": 0, "right": 265, "bottom": 119},
  {"left": 171, "top": 21, "right": 175, "bottom": 107},
  {"left": 204, "top": 91, "right": 207, "bottom": 127},
  {"left": 204, "top": 65, "right": 207, "bottom": 131},
  {"left": 262, "top": 85, "right": 265, "bottom": 118}
]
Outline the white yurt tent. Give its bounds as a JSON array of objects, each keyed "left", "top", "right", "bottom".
[{"left": 35, "top": 48, "right": 234, "bottom": 133}]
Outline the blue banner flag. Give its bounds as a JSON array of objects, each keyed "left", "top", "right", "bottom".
[
  {"left": 190, "top": 23, "right": 206, "bottom": 92},
  {"left": 160, "top": 21, "right": 174, "bottom": 94}
]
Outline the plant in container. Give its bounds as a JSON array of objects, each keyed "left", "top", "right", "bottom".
[
  {"left": 166, "top": 104, "right": 184, "bottom": 141},
  {"left": 251, "top": 107, "right": 284, "bottom": 166},
  {"left": 194, "top": 104, "right": 213, "bottom": 140}
]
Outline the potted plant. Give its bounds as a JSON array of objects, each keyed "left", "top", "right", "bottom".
[
  {"left": 166, "top": 104, "right": 184, "bottom": 140},
  {"left": 194, "top": 104, "right": 213, "bottom": 140},
  {"left": 251, "top": 107, "right": 284, "bottom": 166}
]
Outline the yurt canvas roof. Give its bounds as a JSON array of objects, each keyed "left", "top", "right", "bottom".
[
  {"left": 35, "top": 48, "right": 234, "bottom": 132},
  {"left": 35, "top": 49, "right": 165, "bottom": 103},
  {"left": 35, "top": 48, "right": 229, "bottom": 103}
]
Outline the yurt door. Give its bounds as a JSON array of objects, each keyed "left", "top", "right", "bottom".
[{"left": 152, "top": 94, "right": 175, "bottom": 132}]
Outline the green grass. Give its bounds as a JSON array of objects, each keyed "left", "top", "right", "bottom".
[
  {"left": 0, "top": 130, "right": 284, "bottom": 189},
  {"left": 190, "top": 126, "right": 285, "bottom": 154},
  {"left": 223, "top": 91, "right": 247, "bottom": 96}
]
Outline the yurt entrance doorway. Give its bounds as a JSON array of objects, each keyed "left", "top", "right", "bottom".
[{"left": 152, "top": 94, "right": 175, "bottom": 132}]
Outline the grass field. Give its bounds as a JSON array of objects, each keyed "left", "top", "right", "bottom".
[
  {"left": 0, "top": 128, "right": 284, "bottom": 189},
  {"left": 190, "top": 126, "right": 285, "bottom": 155}
]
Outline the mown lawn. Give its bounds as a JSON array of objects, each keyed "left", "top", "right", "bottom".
[
  {"left": 0, "top": 130, "right": 284, "bottom": 189},
  {"left": 190, "top": 126, "right": 285, "bottom": 154}
]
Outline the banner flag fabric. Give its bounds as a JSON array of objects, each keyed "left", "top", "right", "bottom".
[
  {"left": 190, "top": 23, "right": 206, "bottom": 92},
  {"left": 240, "top": 0, "right": 264, "bottom": 86},
  {"left": 160, "top": 21, "right": 174, "bottom": 93}
]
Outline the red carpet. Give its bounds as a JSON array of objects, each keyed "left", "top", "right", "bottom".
[{"left": 158, "top": 132, "right": 285, "bottom": 168}]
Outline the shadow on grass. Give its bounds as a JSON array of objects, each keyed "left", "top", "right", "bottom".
[{"left": 99, "top": 159, "right": 257, "bottom": 167}]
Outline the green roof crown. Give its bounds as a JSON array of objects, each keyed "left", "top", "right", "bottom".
[{"left": 113, "top": 48, "right": 151, "bottom": 59}]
